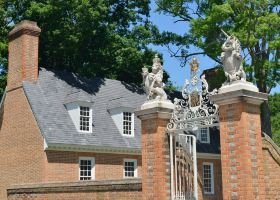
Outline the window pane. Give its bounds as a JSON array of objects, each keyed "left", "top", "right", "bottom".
[
  {"left": 200, "top": 128, "right": 209, "bottom": 143},
  {"left": 80, "top": 106, "right": 90, "bottom": 131},
  {"left": 124, "top": 161, "right": 136, "bottom": 177},
  {"left": 123, "top": 112, "right": 132, "bottom": 135},
  {"left": 79, "top": 159, "right": 93, "bottom": 181},
  {"left": 203, "top": 164, "right": 213, "bottom": 194}
]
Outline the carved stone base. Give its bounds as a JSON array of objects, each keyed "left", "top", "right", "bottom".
[
  {"left": 140, "top": 100, "right": 174, "bottom": 110},
  {"left": 219, "top": 80, "right": 258, "bottom": 94}
]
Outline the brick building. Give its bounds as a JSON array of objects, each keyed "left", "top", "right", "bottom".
[{"left": 0, "top": 20, "right": 280, "bottom": 200}]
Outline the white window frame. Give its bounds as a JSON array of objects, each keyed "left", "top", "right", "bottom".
[
  {"left": 122, "top": 112, "right": 134, "bottom": 137},
  {"left": 79, "top": 157, "right": 95, "bottom": 181},
  {"left": 123, "top": 159, "right": 137, "bottom": 178},
  {"left": 203, "top": 162, "right": 214, "bottom": 194},
  {"left": 199, "top": 127, "right": 210, "bottom": 143},
  {"left": 121, "top": 110, "right": 134, "bottom": 137},
  {"left": 79, "top": 105, "right": 92, "bottom": 133}
]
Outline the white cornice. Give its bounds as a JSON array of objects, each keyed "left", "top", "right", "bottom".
[
  {"left": 210, "top": 89, "right": 268, "bottom": 106},
  {"left": 197, "top": 153, "right": 221, "bottom": 159}
]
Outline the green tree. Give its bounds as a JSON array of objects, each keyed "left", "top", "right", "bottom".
[
  {"left": 269, "top": 93, "right": 280, "bottom": 146},
  {"left": 0, "top": 0, "right": 165, "bottom": 98},
  {"left": 156, "top": 0, "right": 280, "bottom": 137}
]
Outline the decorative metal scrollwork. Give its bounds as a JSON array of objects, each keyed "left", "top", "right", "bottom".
[{"left": 167, "top": 58, "right": 219, "bottom": 132}]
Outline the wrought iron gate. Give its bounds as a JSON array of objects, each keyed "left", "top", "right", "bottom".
[
  {"left": 170, "top": 133, "right": 197, "bottom": 200},
  {"left": 167, "top": 58, "right": 219, "bottom": 200}
]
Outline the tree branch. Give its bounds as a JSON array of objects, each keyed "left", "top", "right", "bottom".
[
  {"left": 174, "top": 19, "right": 188, "bottom": 23},
  {"left": 155, "top": 2, "right": 193, "bottom": 22},
  {"left": 184, "top": 52, "right": 206, "bottom": 58}
]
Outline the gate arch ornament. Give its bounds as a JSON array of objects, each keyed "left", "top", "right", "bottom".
[
  {"left": 167, "top": 58, "right": 220, "bottom": 200},
  {"left": 167, "top": 58, "right": 219, "bottom": 132}
]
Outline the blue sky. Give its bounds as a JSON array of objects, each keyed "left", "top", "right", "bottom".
[{"left": 149, "top": 2, "right": 279, "bottom": 94}]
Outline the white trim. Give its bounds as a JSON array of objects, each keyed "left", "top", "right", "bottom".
[
  {"left": 123, "top": 159, "right": 137, "bottom": 178},
  {"left": 193, "top": 135, "right": 198, "bottom": 200},
  {"left": 45, "top": 143, "right": 141, "bottom": 155},
  {"left": 43, "top": 139, "right": 48, "bottom": 150},
  {"left": 79, "top": 105, "right": 92, "bottom": 133},
  {"left": 79, "top": 157, "right": 95, "bottom": 181},
  {"left": 197, "top": 153, "right": 221, "bottom": 159},
  {"left": 122, "top": 112, "right": 135, "bottom": 137},
  {"left": 202, "top": 162, "right": 214, "bottom": 195}
]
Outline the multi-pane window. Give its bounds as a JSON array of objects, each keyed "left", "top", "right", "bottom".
[
  {"left": 80, "top": 106, "right": 90, "bottom": 132},
  {"left": 200, "top": 128, "right": 210, "bottom": 143},
  {"left": 124, "top": 159, "right": 137, "bottom": 178},
  {"left": 79, "top": 157, "right": 94, "bottom": 181},
  {"left": 123, "top": 112, "right": 132, "bottom": 135},
  {"left": 203, "top": 163, "right": 214, "bottom": 194}
]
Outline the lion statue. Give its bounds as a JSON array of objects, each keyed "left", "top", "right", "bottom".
[
  {"left": 142, "top": 54, "right": 167, "bottom": 101},
  {"left": 221, "top": 33, "right": 246, "bottom": 83}
]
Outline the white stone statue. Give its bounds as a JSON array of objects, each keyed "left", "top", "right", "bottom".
[
  {"left": 221, "top": 31, "right": 246, "bottom": 83},
  {"left": 142, "top": 54, "right": 167, "bottom": 101}
]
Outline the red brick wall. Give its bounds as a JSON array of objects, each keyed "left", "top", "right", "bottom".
[
  {"left": 262, "top": 138, "right": 280, "bottom": 199},
  {"left": 219, "top": 102, "right": 266, "bottom": 200},
  {"left": 0, "top": 20, "right": 44, "bottom": 200},
  {"left": 44, "top": 151, "right": 142, "bottom": 182},
  {"left": 8, "top": 191, "right": 142, "bottom": 200},
  {"left": 141, "top": 117, "right": 170, "bottom": 200},
  {"left": 0, "top": 88, "right": 46, "bottom": 200},
  {"left": 7, "top": 179, "right": 142, "bottom": 200},
  {"left": 197, "top": 158, "right": 223, "bottom": 200}
]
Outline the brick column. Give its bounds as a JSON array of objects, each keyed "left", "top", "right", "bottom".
[
  {"left": 211, "top": 83, "right": 268, "bottom": 200},
  {"left": 136, "top": 101, "right": 174, "bottom": 200}
]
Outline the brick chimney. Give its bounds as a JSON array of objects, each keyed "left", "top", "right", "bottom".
[{"left": 7, "top": 20, "right": 41, "bottom": 90}]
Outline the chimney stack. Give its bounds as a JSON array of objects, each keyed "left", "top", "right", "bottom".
[{"left": 7, "top": 20, "right": 41, "bottom": 90}]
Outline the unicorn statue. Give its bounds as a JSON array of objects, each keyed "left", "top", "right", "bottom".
[{"left": 221, "top": 30, "right": 246, "bottom": 83}]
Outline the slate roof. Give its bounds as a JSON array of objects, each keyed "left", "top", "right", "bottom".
[
  {"left": 22, "top": 68, "right": 220, "bottom": 154},
  {"left": 23, "top": 68, "right": 146, "bottom": 152}
]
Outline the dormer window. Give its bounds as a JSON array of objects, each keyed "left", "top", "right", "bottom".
[
  {"left": 65, "top": 102, "right": 92, "bottom": 133},
  {"left": 80, "top": 106, "right": 90, "bottom": 132},
  {"left": 108, "top": 107, "right": 135, "bottom": 137},
  {"left": 123, "top": 112, "right": 132, "bottom": 135}
]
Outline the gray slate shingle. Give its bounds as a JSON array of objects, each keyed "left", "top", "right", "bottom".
[{"left": 23, "top": 68, "right": 146, "bottom": 151}]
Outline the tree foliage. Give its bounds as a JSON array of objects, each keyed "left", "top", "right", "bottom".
[
  {"left": 156, "top": 0, "right": 280, "bottom": 137},
  {"left": 203, "top": 66, "right": 226, "bottom": 91},
  {"left": 269, "top": 93, "right": 280, "bottom": 146},
  {"left": 0, "top": 0, "right": 164, "bottom": 96},
  {"left": 156, "top": 0, "right": 280, "bottom": 93}
]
